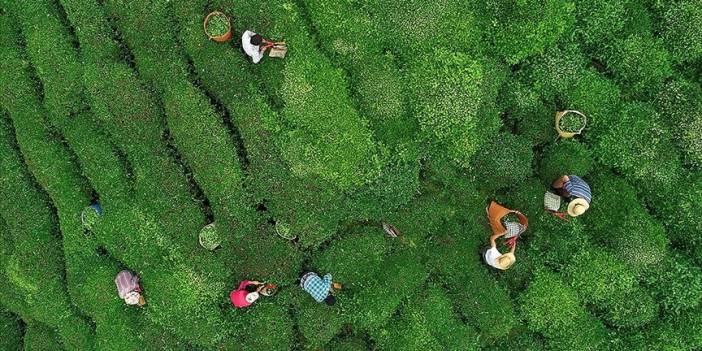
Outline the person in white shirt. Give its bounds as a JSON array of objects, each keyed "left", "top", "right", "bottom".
[
  {"left": 483, "top": 232, "right": 517, "bottom": 270},
  {"left": 242, "top": 30, "right": 271, "bottom": 64}
]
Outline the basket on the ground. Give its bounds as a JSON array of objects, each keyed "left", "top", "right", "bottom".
[
  {"left": 81, "top": 203, "right": 103, "bottom": 231},
  {"left": 199, "top": 223, "right": 221, "bottom": 251},
  {"left": 260, "top": 283, "right": 278, "bottom": 297},
  {"left": 544, "top": 191, "right": 562, "bottom": 212},
  {"left": 275, "top": 222, "right": 296, "bottom": 240},
  {"left": 555, "top": 110, "right": 587, "bottom": 138},
  {"left": 203, "top": 11, "right": 233, "bottom": 43}
]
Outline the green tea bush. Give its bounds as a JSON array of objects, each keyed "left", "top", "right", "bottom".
[
  {"left": 372, "top": 285, "right": 479, "bottom": 351},
  {"left": 0, "top": 28, "right": 220, "bottom": 342},
  {"left": 564, "top": 250, "right": 636, "bottom": 305},
  {"left": 300, "top": 0, "right": 377, "bottom": 62},
  {"left": 583, "top": 172, "right": 669, "bottom": 273},
  {"left": 515, "top": 102, "right": 558, "bottom": 147},
  {"left": 655, "top": 78, "right": 702, "bottom": 168},
  {"left": 83, "top": 64, "right": 205, "bottom": 242},
  {"left": 162, "top": 83, "right": 255, "bottom": 235},
  {"left": 645, "top": 306, "right": 702, "bottom": 350},
  {"left": 346, "top": 150, "right": 423, "bottom": 219},
  {"left": 469, "top": 132, "right": 534, "bottom": 192},
  {"left": 1, "top": 13, "right": 163, "bottom": 351},
  {"left": 620, "top": 1, "right": 654, "bottom": 38},
  {"left": 564, "top": 250, "right": 657, "bottom": 329},
  {"left": 298, "top": 0, "right": 420, "bottom": 160},
  {"left": 10, "top": 0, "right": 141, "bottom": 211},
  {"left": 0, "top": 221, "right": 33, "bottom": 323},
  {"left": 477, "top": 0, "right": 575, "bottom": 64},
  {"left": 498, "top": 78, "right": 543, "bottom": 126},
  {"left": 380, "top": 187, "right": 464, "bottom": 245},
  {"left": 603, "top": 288, "right": 657, "bottom": 329},
  {"left": 573, "top": 0, "right": 628, "bottom": 50},
  {"left": 521, "top": 210, "right": 590, "bottom": 270},
  {"left": 501, "top": 178, "right": 550, "bottom": 219},
  {"left": 520, "top": 270, "right": 608, "bottom": 350},
  {"left": 326, "top": 337, "right": 367, "bottom": 351},
  {"left": 595, "top": 102, "right": 683, "bottom": 197},
  {"left": 643, "top": 250, "right": 702, "bottom": 315},
  {"left": 228, "top": 301, "right": 294, "bottom": 351},
  {"left": 520, "top": 42, "right": 588, "bottom": 101},
  {"left": 57, "top": 0, "right": 119, "bottom": 62},
  {"left": 23, "top": 323, "right": 65, "bottom": 351},
  {"left": 371, "top": 306, "right": 440, "bottom": 350},
  {"left": 312, "top": 227, "right": 390, "bottom": 287},
  {"left": 538, "top": 140, "right": 594, "bottom": 184},
  {"left": 365, "top": 0, "right": 482, "bottom": 59},
  {"left": 65, "top": 0, "right": 204, "bottom": 238},
  {"left": 0, "top": 309, "right": 21, "bottom": 351},
  {"left": 408, "top": 49, "right": 504, "bottom": 167},
  {"left": 0, "top": 22, "right": 96, "bottom": 350},
  {"left": 143, "top": 266, "right": 227, "bottom": 347},
  {"left": 483, "top": 329, "right": 545, "bottom": 351},
  {"left": 292, "top": 289, "right": 347, "bottom": 349},
  {"left": 351, "top": 54, "right": 417, "bottom": 146},
  {"left": 656, "top": 174, "right": 702, "bottom": 258},
  {"left": 563, "top": 69, "right": 621, "bottom": 137},
  {"left": 662, "top": 0, "right": 702, "bottom": 64},
  {"left": 276, "top": 53, "right": 385, "bottom": 190},
  {"left": 603, "top": 34, "right": 673, "bottom": 98},
  {"left": 9, "top": 1, "right": 83, "bottom": 118},
  {"left": 349, "top": 249, "right": 428, "bottom": 330}
]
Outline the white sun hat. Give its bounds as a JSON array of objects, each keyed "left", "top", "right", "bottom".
[
  {"left": 567, "top": 198, "right": 590, "bottom": 217},
  {"left": 245, "top": 292, "right": 260, "bottom": 304},
  {"left": 124, "top": 291, "right": 141, "bottom": 305}
]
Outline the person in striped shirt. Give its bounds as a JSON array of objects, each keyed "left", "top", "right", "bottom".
[{"left": 552, "top": 175, "right": 592, "bottom": 217}]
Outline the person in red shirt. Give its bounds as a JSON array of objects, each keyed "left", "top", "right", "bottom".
[{"left": 230, "top": 280, "right": 265, "bottom": 308}]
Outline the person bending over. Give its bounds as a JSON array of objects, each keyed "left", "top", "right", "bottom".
[{"left": 300, "top": 271, "right": 338, "bottom": 306}]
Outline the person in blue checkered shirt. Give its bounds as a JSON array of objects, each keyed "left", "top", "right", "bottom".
[{"left": 300, "top": 271, "right": 337, "bottom": 305}]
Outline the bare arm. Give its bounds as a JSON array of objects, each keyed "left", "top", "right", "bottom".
[{"left": 552, "top": 175, "right": 569, "bottom": 189}]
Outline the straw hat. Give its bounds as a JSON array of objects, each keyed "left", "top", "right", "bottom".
[
  {"left": 567, "top": 198, "right": 590, "bottom": 217},
  {"left": 124, "top": 291, "right": 141, "bottom": 305},
  {"left": 495, "top": 253, "right": 516, "bottom": 270},
  {"left": 245, "top": 292, "right": 260, "bottom": 304}
]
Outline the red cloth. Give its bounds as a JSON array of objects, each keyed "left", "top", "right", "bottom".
[{"left": 230, "top": 280, "right": 254, "bottom": 308}]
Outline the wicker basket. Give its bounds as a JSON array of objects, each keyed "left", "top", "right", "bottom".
[
  {"left": 203, "top": 11, "right": 232, "bottom": 43},
  {"left": 198, "top": 223, "right": 221, "bottom": 250},
  {"left": 555, "top": 110, "right": 587, "bottom": 138},
  {"left": 81, "top": 203, "right": 103, "bottom": 230},
  {"left": 275, "top": 222, "right": 296, "bottom": 241}
]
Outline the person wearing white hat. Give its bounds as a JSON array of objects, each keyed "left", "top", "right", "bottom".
[
  {"left": 115, "top": 270, "right": 146, "bottom": 307},
  {"left": 230, "top": 280, "right": 265, "bottom": 308},
  {"left": 552, "top": 175, "right": 592, "bottom": 217},
  {"left": 483, "top": 232, "right": 517, "bottom": 270},
  {"left": 242, "top": 31, "right": 273, "bottom": 64}
]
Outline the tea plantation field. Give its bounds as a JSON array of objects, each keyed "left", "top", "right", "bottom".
[{"left": 1, "top": 0, "right": 702, "bottom": 350}]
